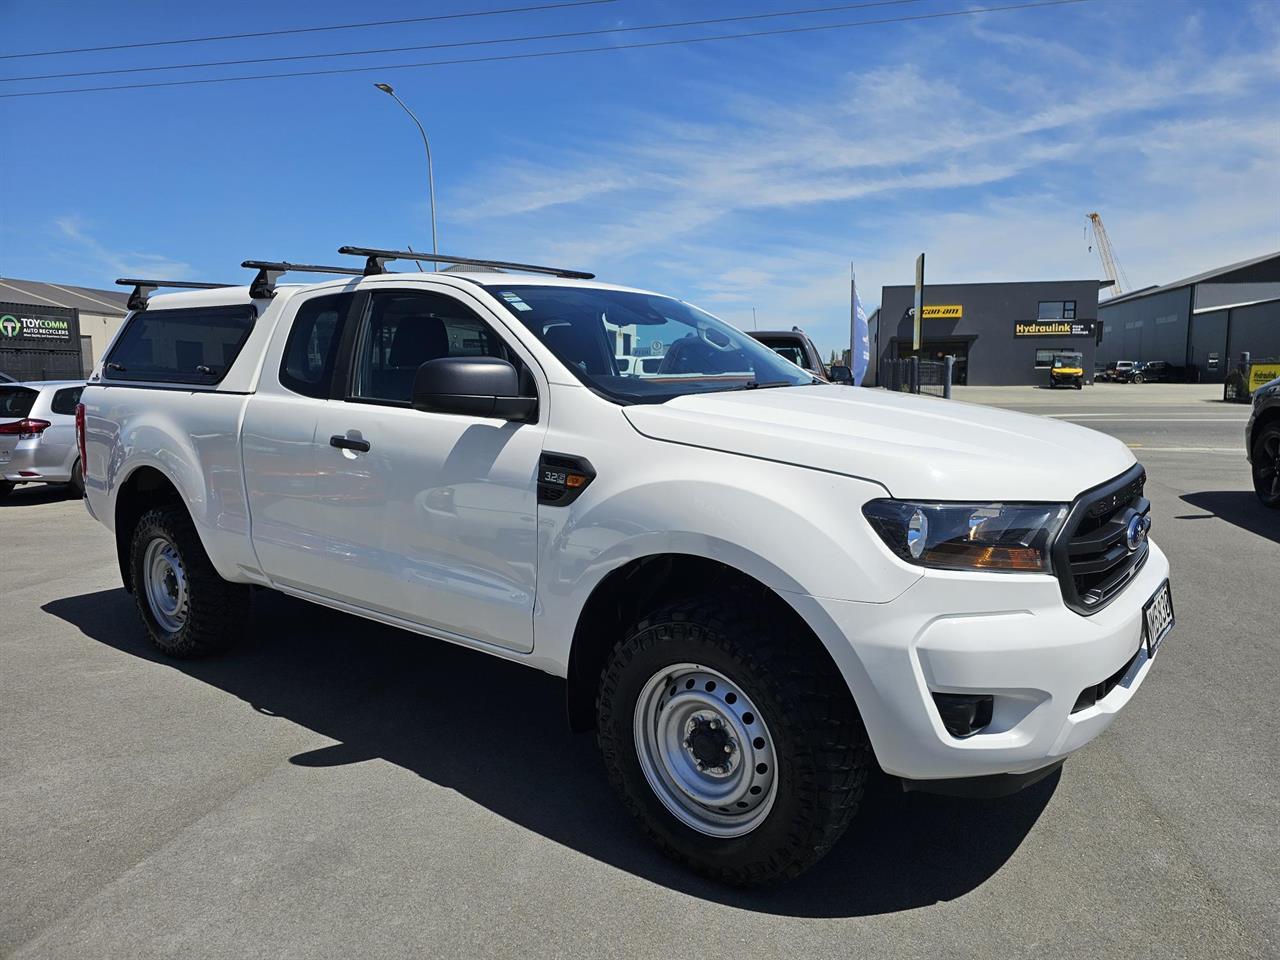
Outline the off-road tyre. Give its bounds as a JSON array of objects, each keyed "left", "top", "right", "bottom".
[
  {"left": 129, "top": 505, "right": 249, "bottom": 658},
  {"left": 596, "top": 595, "right": 871, "bottom": 886},
  {"left": 1252, "top": 424, "right": 1280, "bottom": 509}
]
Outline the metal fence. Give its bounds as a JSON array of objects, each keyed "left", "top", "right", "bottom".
[{"left": 880, "top": 356, "right": 953, "bottom": 398}]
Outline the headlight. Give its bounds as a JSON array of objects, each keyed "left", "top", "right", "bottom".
[{"left": 861, "top": 500, "right": 1068, "bottom": 572}]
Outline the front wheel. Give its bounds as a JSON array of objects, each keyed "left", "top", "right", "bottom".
[
  {"left": 1132, "top": 373, "right": 1145, "bottom": 384},
  {"left": 0, "top": 480, "right": 12, "bottom": 500},
  {"left": 129, "top": 505, "right": 250, "bottom": 657},
  {"left": 1253, "top": 425, "right": 1280, "bottom": 508},
  {"left": 596, "top": 597, "right": 871, "bottom": 885}
]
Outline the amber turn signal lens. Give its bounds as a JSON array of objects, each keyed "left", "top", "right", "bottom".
[{"left": 565, "top": 473, "right": 588, "bottom": 488}]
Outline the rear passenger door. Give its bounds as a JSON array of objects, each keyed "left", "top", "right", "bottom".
[
  {"left": 41, "top": 386, "right": 83, "bottom": 476},
  {"left": 243, "top": 290, "right": 358, "bottom": 590}
]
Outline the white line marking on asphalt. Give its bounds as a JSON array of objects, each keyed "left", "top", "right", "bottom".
[{"left": 1125, "top": 445, "right": 1241, "bottom": 452}]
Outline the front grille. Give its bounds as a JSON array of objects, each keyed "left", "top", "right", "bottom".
[{"left": 1052, "top": 464, "right": 1149, "bottom": 615}]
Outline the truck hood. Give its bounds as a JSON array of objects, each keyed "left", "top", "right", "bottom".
[{"left": 622, "top": 385, "right": 1136, "bottom": 502}]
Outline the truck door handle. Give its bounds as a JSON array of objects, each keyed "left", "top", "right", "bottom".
[{"left": 330, "top": 435, "right": 370, "bottom": 453}]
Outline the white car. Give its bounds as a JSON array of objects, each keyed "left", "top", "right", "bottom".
[
  {"left": 0, "top": 380, "right": 85, "bottom": 499},
  {"left": 79, "top": 250, "right": 1172, "bottom": 885}
]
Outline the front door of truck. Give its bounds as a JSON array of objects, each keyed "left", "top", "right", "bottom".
[{"left": 307, "top": 285, "right": 545, "bottom": 653}]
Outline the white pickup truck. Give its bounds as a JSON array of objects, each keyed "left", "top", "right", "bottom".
[{"left": 78, "top": 249, "right": 1173, "bottom": 885}]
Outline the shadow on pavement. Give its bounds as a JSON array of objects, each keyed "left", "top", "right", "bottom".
[
  {"left": 43, "top": 586, "right": 1056, "bottom": 918},
  {"left": 0, "top": 484, "right": 79, "bottom": 507},
  {"left": 1179, "top": 490, "right": 1280, "bottom": 545}
]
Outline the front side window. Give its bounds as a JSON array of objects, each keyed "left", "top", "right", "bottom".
[
  {"left": 280, "top": 293, "right": 355, "bottom": 398},
  {"left": 486, "top": 286, "right": 814, "bottom": 404},
  {"left": 1035, "top": 349, "right": 1055, "bottom": 368},
  {"left": 351, "top": 290, "right": 514, "bottom": 404},
  {"left": 104, "top": 305, "right": 256, "bottom": 385}
]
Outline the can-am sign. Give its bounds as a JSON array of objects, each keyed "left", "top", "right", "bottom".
[{"left": 0, "top": 313, "right": 73, "bottom": 342}]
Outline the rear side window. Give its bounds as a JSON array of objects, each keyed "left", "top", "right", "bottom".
[
  {"left": 104, "top": 305, "right": 257, "bottom": 385},
  {"left": 50, "top": 387, "right": 83, "bottom": 415},
  {"left": 0, "top": 386, "right": 36, "bottom": 419},
  {"left": 280, "top": 293, "right": 355, "bottom": 398}
]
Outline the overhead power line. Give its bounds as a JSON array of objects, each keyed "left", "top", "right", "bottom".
[
  {"left": 0, "top": 0, "right": 1099, "bottom": 100},
  {"left": 2, "top": 0, "right": 928, "bottom": 83},
  {"left": 0, "top": 0, "right": 617, "bottom": 61}
]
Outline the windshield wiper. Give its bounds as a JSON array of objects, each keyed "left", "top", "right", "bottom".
[{"left": 742, "top": 379, "right": 796, "bottom": 390}]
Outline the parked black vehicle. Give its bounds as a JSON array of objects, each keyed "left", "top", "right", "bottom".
[
  {"left": 1131, "top": 360, "right": 1184, "bottom": 384},
  {"left": 749, "top": 327, "right": 829, "bottom": 381},
  {"left": 1247, "top": 376, "right": 1280, "bottom": 508}
]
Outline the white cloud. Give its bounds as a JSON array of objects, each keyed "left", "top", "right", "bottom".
[
  {"left": 445, "top": 11, "right": 1280, "bottom": 354},
  {"left": 54, "top": 217, "right": 193, "bottom": 280}
]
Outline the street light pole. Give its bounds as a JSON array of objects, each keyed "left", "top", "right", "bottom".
[{"left": 374, "top": 82, "right": 438, "bottom": 269}]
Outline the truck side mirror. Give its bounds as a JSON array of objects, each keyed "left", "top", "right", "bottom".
[{"left": 412, "top": 356, "right": 537, "bottom": 422}]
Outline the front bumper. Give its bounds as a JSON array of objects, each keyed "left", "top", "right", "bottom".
[{"left": 804, "top": 540, "right": 1169, "bottom": 783}]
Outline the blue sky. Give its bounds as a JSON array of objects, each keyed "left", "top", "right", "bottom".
[{"left": 2, "top": 0, "right": 1277, "bottom": 355}]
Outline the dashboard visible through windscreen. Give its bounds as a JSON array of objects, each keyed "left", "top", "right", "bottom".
[{"left": 486, "top": 285, "right": 814, "bottom": 403}]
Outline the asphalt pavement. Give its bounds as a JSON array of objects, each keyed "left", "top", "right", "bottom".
[{"left": 1, "top": 383, "right": 1276, "bottom": 959}]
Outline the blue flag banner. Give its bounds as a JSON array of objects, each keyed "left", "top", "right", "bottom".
[{"left": 851, "top": 267, "right": 869, "bottom": 386}]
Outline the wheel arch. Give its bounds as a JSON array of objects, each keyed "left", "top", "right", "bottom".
[
  {"left": 112, "top": 465, "right": 186, "bottom": 591},
  {"left": 563, "top": 552, "right": 863, "bottom": 734}
]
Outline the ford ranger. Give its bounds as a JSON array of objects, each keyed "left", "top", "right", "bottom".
[{"left": 77, "top": 248, "right": 1173, "bottom": 885}]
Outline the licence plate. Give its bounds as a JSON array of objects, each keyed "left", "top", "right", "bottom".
[
  {"left": 0, "top": 449, "right": 9, "bottom": 464},
  {"left": 1143, "top": 580, "right": 1174, "bottom": 657}
]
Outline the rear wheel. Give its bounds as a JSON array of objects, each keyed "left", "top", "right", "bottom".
[
  {"left": 596, "top": 596, "right": 871, "bottom": 885},
  {"left": 129, "top": 505, "right": 250, "bottom": 657},
  {"left": 68, "top": 460, "right": 84, "bottom": 498},
  {"left": 1253, "top": 425, "right": 1280, "bottom": 509},
  {"left": 0, "top": 480, "right": 11, "bottom": 500}
]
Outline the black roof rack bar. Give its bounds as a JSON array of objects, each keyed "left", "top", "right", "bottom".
[
  {"left": 115, "top": 277, "right": 234, "bottom": 311},
  {"left": 336, "top": 246, "right": 595, "bottom": 280},
  {"left": 240, "top": 260, "right": 366, "bottom": 299}
]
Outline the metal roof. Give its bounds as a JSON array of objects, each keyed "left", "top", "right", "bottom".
[
  {"left": 0, "top": 277, "right": 130, "bottom": 315},
  {"left": 1101, "top": 250, "right": 1280, "bottom": 307}
]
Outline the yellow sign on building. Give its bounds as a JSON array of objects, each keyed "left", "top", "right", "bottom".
[
  {"left": 1249, "top": 363, "right": 1280, "bottom": 391},
  {"left": 921, "top": 304, "right": 963, "bottom": 319}
]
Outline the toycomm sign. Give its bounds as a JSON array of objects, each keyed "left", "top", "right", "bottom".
[{"left": 0, "top": 313, "right": 73, "bottom": 342}]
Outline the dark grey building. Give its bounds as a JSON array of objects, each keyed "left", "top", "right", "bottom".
[
  {"left": 877, "top": 279, "right": 1107, "bottom": 386},
  {"left": 1096, "top": 251, "right": 1280, "bottom": 382}
]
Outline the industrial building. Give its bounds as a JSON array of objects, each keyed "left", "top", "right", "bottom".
[
  {"left": 1096, "top": 251, "right": 1280, "bottom": 382},
  {"left": 876, "top": 279, "right": 1108, "bottom": 386},
  {"left": 0, "top": 278, "right": 129, "bottom": 381}
]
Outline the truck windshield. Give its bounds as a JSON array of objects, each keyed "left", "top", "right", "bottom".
[{"left": 485, "top": 285, "right": 815, "bottom": 403}]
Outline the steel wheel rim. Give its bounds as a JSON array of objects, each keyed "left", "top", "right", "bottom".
[
  {"left": 633, "top": 663, "right": 778, "bottom": 838},
  {"left": 143, "top": 536, "right": 189, "bottom": 634}
]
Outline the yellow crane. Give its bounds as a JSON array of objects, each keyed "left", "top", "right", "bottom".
[{"left": 1087, "top": 212, "right": 1130, "bottom": 297}]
